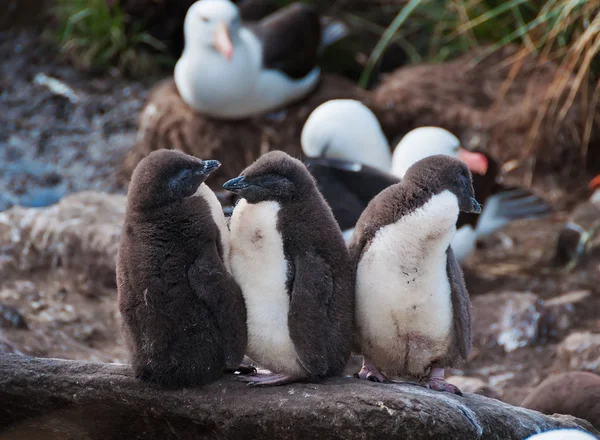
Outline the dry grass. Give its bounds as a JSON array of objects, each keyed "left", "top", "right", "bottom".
[{"left": 351, "top": 0, "right": 599, "bottom": 175}]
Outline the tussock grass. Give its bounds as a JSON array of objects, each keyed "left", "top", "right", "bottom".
[
  {"left": 51, "top": 0, "right": 171, "bottom": 77},
  {"left": 352, "top": 0, "right": 599, "bottom": 173}
]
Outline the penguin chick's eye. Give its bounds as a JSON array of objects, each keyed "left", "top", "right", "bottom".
[
  {"left": 168, "top": 168, "right": 193, "bottom": 190},
  {"left": 199, "top": 15, "right": 210, "bottom": 23}
]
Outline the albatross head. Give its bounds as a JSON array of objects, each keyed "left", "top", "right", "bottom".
[
  {"left": 301, "top": 99, "right": 392, "bottom": 171},
  {"left": 391, "top": 126, "right": 489, "bottom": 178},
  {"left": 183, "top": 0, "right": 242, "bottom": 60}
]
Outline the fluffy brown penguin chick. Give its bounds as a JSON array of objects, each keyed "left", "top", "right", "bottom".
[
  {"left": 222, "top": 150, "right": 355, "bottom": 386},
  {"left": 349, "top": 154, "right": 480, "bottom": 395},
  {"left": 117, "top": 149, "right": 248, "bottom": 387}
]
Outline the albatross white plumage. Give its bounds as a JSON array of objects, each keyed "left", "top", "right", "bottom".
[
  {"left": 301, "top": 99, "right": 551, "bottom": 262},
  {"left": 175, "top": 0, "right": 321, "bottom": 119}
]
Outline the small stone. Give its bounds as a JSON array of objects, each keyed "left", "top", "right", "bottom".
[
  {"left": 557, "top": 332, "right": 600, "bottom": 374},
  {"left": 472, "top": 291, "right": 543, "bottom": 352},
  {"left": 446, "top": 375, "right": 498, "bottom": 398},
  {"left": 0, "top": 304, "right": 28, "bottom": 329},
  {"left": 540, "top": 290, "right": 591, "bottom": 341}
]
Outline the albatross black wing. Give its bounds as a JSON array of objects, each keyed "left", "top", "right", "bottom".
[
  {"left": 305, "top": 157, "right": 400, "bottom": 230},
  {"left": 247, "top": 3, "right": 321, "bottom": 79}
]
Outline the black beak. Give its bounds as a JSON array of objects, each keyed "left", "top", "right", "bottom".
[
  {"left": 222, "top": 175, "right": 250, "bottom": 193},
  {"left": 197, "top": 160, "right": 221, "bottom": 175},
  {"left": 469, "top": 197, "right": 482, "bottom": 214}
]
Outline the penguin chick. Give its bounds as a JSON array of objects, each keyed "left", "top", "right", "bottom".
[
  {"left": 117, "top": 149, "right": 248, "bottom": 387},
  {"left": 222, "top": 150, "right": 354, "bottom": 386},
  {"left": 349, "top": 154, "right": 480, "bottom": 394}
]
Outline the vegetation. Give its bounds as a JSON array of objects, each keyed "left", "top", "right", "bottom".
[
  {"left": 51, "top": 0, "right": 170, "bottom": 76},
  {"left": 346, "top": 0, "right": 599, "bottom": 172}
]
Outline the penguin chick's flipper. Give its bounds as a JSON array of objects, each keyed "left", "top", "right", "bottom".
[
  {"left": 287, "top": 253, "right": 332, "bottom": 378},
  {"left": 188, "top": 243, "right": 248, "bottom": 371},
  {"left": 421, "top": 367, "right": 462, "bottom": 395},
  {"left": 447, "top": 246, "right": 472, "bottom": 360},
  {"left": 354, "top": 357, "right": 390, "bottom": 383}
]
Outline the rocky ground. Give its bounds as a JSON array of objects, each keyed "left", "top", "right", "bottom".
[{"left": 1, "top": 29, "right": 599, "bottom": 409}]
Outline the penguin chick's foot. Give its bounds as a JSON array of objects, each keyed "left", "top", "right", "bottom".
[
  {"left": 354, "top": 357, "right": 390, "bottom": 383},
  {"left": 224, "top": 365, "right": 257, "bottom": 375},
  {"left": 421, "top": 368, "right": 462, "bottom": 395},
  {"left": 238, "top": 372, "right": 299, "bottom": 386}
]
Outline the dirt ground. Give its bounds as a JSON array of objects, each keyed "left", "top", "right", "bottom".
[{"left": 1, "top": 30, "right": 599, "bottom": 406}]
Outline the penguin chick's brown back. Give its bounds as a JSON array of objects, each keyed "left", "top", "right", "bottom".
[
  {"left": 224, "top": 150, "right": 355, "bottom": 382},
  {"left": 117, "top": 149, "right": 247, "bottom": 388}
]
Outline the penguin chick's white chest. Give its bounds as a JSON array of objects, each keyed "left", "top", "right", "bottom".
[
  {"left": 228, "top": 199, "right": 304, "bottom": 376},
  {"left": 195, "top": 183, "right": 231, "bottom": 268},
  {"left": 355, "top": 190, "right": 458, "bottom": 376}
]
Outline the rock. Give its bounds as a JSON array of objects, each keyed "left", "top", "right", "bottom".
[
  {"left": 472, "top": 291, "right": 589, "bottom": 353},
  {"left": 557, "top": 332, "right": 600, "bottom": 374},
  {"left": 446, "top": 376, "right": 499, "bottom": 399},
  {"left": 522, "top": 371, "right": 600, "bottom": 431},
  {"left": 0, "top": 304, "right": 28, "bottom": 330},
  {"left": 0, "top": 191, "right": 125, "bottom": 285},
  {"left": 540, "top": 291, "right": 591, "bottom": 341},
  {"left": 472, "top": 292, "right": 543, "bottom": 352},
  {"left": 0, "top": 354, "right": 597, "bottom": 440}
]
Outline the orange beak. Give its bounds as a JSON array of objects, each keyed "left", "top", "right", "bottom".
[
  {"left": 457, "top": 147, "right": 488, "bottom": 175},
  {"left": 214, "top": 22, "right": 234, "bottom": 60},
  {"left": 588, "top": 175, "right": 600, "bottom": 191}
]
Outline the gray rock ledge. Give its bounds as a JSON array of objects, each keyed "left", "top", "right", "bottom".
[{"left": 0, "top": 354, "right": 597, "bottom": 440}]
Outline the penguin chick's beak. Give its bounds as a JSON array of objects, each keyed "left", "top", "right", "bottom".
[
  {"left": 214, "top": 22, "right": 234, "bottom": 60},
  {"left": 198, "top": 160, "right": 221, "bottom": 176},
  {"left": 222, "top": 175, "right": 250, "bottom": 193},
  {"left": 461, "top": 196, "right": 482, "bottom": 214},
  {"left": 458, "top": 148, "right": 488, "bottom": 175}
]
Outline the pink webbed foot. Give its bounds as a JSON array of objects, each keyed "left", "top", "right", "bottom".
[
  {"left": 237, "top": 371, "right": 299, "bottom": 387},
  {"left": 421, "top": 368, "right": 462, "bottom": 395},
  {"left": 354, "top": 357, "right": 390, "bottom": 383}
]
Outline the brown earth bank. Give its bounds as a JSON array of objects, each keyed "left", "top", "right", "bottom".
[{"left": 1, "top": 28, "right": 600, "bottom": 435}]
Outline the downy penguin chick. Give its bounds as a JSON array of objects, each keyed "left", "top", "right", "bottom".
[
  {"left": 222, "top": 150, "right": 354, "bottom": 386},
  {"left": 350, "top": 154, "right": 480, "bottom": 394},
  {"left": 118, "top": 149, "right": 248, "bottom": 387}
]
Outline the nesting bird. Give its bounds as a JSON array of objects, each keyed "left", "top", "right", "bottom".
[
  {"left": 117, "top": 150, "right": 248, "bottom": 387},
  {"left": 175, "top": 0, "right": 328, "bottom": 119},
  {"left": 549, "top": 175, "right": 600, "bottom": 271},
  {"left": 301, "top": 99, "right": 551, "bottom": 261},
  {"left": 223, "top": 150, "right": 354, "bottom": 386},
  {"left": 350, "top": 155, "right": 479, "bottom": 394}
]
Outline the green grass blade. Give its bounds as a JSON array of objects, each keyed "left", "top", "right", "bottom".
[{"left": 358, "top": 0, "right": 424, "bottom": 88}]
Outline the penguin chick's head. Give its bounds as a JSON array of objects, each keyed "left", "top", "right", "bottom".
[
  {"left": 391, "top": 127, "right": 488, "bottom": 179},
  {"left": 404, "top": 154, "right": 482, "bottom": 214},
  {"left": 129, "top": 149, "right": 221, "bottom": 211},
  {"left": 184, "top": 0, "right": 241, "bottom": 60},
  {"left": 222, "top": 151, "right": 314, "bottom": 204},
  {"left": 301, "top": 99, "right": 392, "bottom": 171}
]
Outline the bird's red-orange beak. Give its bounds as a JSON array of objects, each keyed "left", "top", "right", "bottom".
[
  {"left": 214, "top": 22, "right": 234, "bottom": 60},
  {"left": 588, "top": 175, "right": 600, "bottom": 191},
  {"left": 458, "top": 147, "right": 488, "bottom": 175}
]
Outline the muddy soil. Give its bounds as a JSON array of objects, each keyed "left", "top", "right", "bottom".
[{"left": 1, "top": 30, "right": 599, "bottom": 406}]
